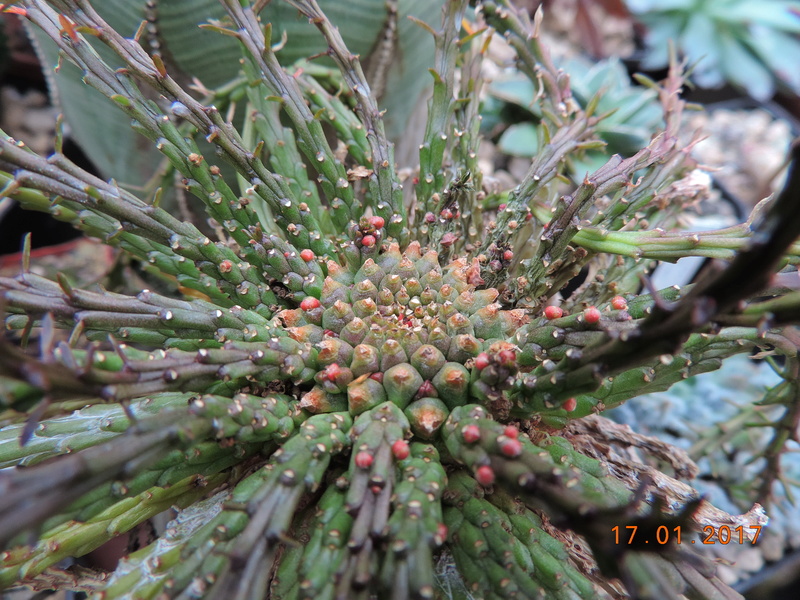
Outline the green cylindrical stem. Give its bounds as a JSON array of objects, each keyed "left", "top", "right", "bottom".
[{"left": 0, "top": 473, "right": 227, "bottom": 589}]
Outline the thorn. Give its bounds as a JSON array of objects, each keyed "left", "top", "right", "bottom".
[
  {"left": 120, "top": 399, "right": 139, "bottom": 429},
  {"left": 152, "top": 54, "right": 167, "bottom": 78},
  {"left": 407, "top": 15, "right": 437, "bottom": 36},
  {"left": 108, "top": 335, "right": 131, "bottom": 370},
  {"left": 20, "top": 398, "right": 50, "bottom": 446},
  {"left": 225, "top": 101, "right": 237, "bottom": 124},
  {"left": 81, "top": 342, "right": 99, "bottom": 377},
  {"left": 58, "top": 14, "right": 79, "bottom": 43},
  {"left": 133, "top": 18, "right": 147, "bottom": 43},
  {"left": 39, "top": 313, "right": 57, "bottom": 361},
  {"left": 21, "top": 232, "right": 31, "bottom": 273},
  {"left": 20, "top": 317, "right": 33, "bottom": 349},
  {"left": 56, "top": 272, "right": 74, "bottom": 297},
  {"left": 638, "top": 273, "right": 673, "bottom": 312},
  {"left": 54, "top": 114, "right": 65, "bottom": 154},
  {"left": 57, "top": 341, "right": 78, "bottom": 371},
  {"left": 1, "top": 5, "right": 27, "bottom": 16}
]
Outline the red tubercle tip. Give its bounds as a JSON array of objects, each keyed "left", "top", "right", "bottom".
[
  {"left": 475, "top": 465, "right": 495, "bottom": 486},
  {"left": 498, "top": 349, "right": 516, "bottom": 365},
  {"left": 611, "top": 295, "right": 628, "bottom": 310},
  {"left": 415, "top": 380, "right": 436, "bottom": 400},
  {"left": 361, "top": 234, "right": 376, "bottom": 247},
  {"left": 300, "top": 297, "right": 321, "bottom": 311},
  {"left": 503, "top": 250, "right": 514, "bottom": 261},
  {"left": 300, "top": 249, "right": 315, "bottom": 262},
  {"left": 543, "top": 305, "right": 563, "bottom": 320},
  {"left": 355, "top": 451, "right": 373, "bottom": 469},
  {"left": 219, "top": 260, "right": 233, "bottom": 273},
  {"left": 474, "top": 352, "right": 490, "bottom": 370},
  {"left": 503, "top": 426, "right": 519, "bottom": 439},
  {"left": 369, "top": 372, "right": 384, "bottom": 383},
  {"left": 498, "top": 437, "right": 522, "bottom": 458},
  {"left": 391, "top": 439, "right": 410, "bottom": 460},
  {"left": 283, "top": 251, "right": 291, "bottom": 258},
  {"left": 563, "top": 397, "right": 578, "bottom": 412},
  {"left": 462, "top": 424, "right": 481, "bottom": 444},
  {"left": 583, "top": 306, "right": 601, "bottom": 324},
  {"left": 369, "top": 216, "right": 385, "bottom": 229},
  {"left": 440, "top": 208, "right": 453, "bottom": 220},
  {"left": 323, "top": 363, "right": 342, "bottom": 382},
  {"left": 436, "top": 523, "right": 448, "bottom": 544}
]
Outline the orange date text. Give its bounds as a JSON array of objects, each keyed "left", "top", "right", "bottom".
[{"left": 612, "top": 525, "right": 762, "bottom": 545}]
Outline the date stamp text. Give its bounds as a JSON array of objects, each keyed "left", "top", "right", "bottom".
[{"left": 612, "top": 525, "right": 762, "bottom": 545}]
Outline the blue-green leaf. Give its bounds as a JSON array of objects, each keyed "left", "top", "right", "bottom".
[
  {"left": 718, "top": 32, "right": 776, "bottom": 100},
  {"left": 497, "top": 123, "right": 540, "bottom": 157}
]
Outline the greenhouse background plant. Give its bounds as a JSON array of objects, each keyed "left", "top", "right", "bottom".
[
  {"left": 0, "top": 1, "right": 799, "bottom": 599},
  {"left": 625, "top": 0, "right": 800, "bottom": 100},
  {"left": 484, "top": 54, "right": 665, "bottom": 174},
  {"left": 608, "top": 352, "right": 800, "bottom": 588}
]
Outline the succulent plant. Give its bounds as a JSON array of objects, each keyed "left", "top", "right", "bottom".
[
  {"left": 1, "top": 1, "right": 800, "bottom": 599},
  {"left": 487, "top": 55, "right": 665, "bottom": 174},
  {"left": 625, "top": 0, "right": 800, "bottom": 100},
  {"left": 23, "top": 0, "right": 445, "bottom": 188}
]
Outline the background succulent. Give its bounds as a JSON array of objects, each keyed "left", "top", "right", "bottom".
[
  {"left": 625, "top": 0, "right": 800, "bottom": 100},
  {"left": 485, "top": 55, "right": 665, "bottom": 174},
  {"left": 1, "top": 1, "right": 800, "bottom": 599},
  {"left": 609, "top": 353, "right": 800, "bottom": 588}
]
